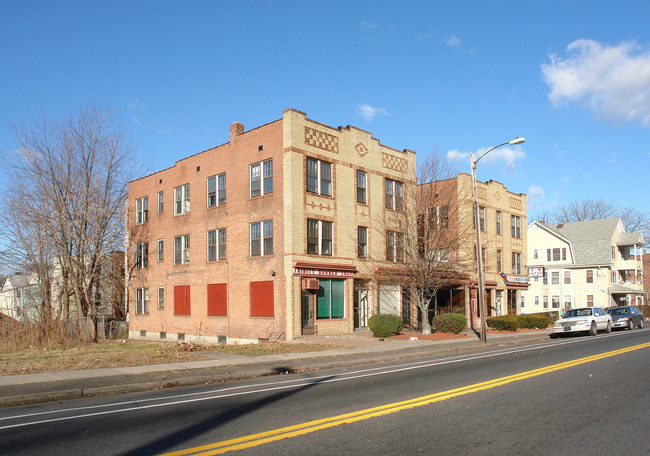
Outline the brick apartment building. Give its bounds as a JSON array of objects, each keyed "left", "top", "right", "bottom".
[
  {"left": 418, "top": 175, "right": 529, "bottom": 329},
  {"left": 127, "top": 109, "right": 416, "bottom": 343}
]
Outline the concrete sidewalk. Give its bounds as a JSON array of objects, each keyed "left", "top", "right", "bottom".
[{"left": 0, "top": 330, "right": 551, "bottom": 407}]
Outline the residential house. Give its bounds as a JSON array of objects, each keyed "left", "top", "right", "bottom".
[
  {"left": 522, "top": 218, "right": 645, "bottom": 314},
  {"left": 0, "top": 272, "right": 42, "bottom": 323},
  {"left": 127, "top": 109, "right": 416, "bottom": 343}
]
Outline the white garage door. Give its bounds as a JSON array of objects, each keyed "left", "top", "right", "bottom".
[{"left": 379, "top": 284, "right": 401, "bottom": 315}]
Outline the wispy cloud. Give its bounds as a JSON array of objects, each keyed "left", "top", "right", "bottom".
[
  {"left": 357, "top": 104, "right": 389, "bottom": 121},
  {"left": 126, "top": 98, "right": 146, "bottom": 111},
  {"left": 542, "top": 39, "right": 650, "bottom": 127},
  {"left": 527, "top": 185, "right": 546, "bottom": 211},
  {"left": 447, "top": 35, "right": 462, "bottom": 47},
  {"left": 447, "top": 145, "right": 526, "bottom": 172}
]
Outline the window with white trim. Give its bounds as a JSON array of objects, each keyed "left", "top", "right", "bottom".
[
  {"left": 174, "top": 234, "right": 190, "bottom": 265},
  {"left": 251, "top": 160, "right": 272, "bottom": 198},
  {"left": 586, "top": 269, "right": 594, "bottom": 283},
  {"left": 136, "top": 197, "right": 148, "bottom": 224},
  {"left": 207, "top": 228, "right": 226, "bottom": 261},
  {"left": 564, "top": 270, "right": 571, "bottom": 284},
  {"left": 551, "top": 271, "right": 559, "bottom": 284},
  {"left": 307, "top": 219, "right": 333, "bottom": 255},
  {"left": 358, "top": 226, "right": 368, "bottom": 258},
  {"left": 552, "top": 295, "right": 560, "bottom": 309},
  {"left": 135, "top": 242, "right": 148, "bottom": 269},
  {"left": 533, "top": 249, "right": 538, "bottom": 260},
  {"left": 511, "top": 215, "right": 521, "bottom": 238},
  {"left": 356, "top": 171, "right": 367, "bottom": 204},
  {"left": 306, "top": 158, "right": 332, "bottom": 196},
  {"left": 534, "top": 295, "right": 540, "bottom": 306},
  {"left": 543, "top": 295, "right": 549, "bottom": 309},
  {"left": 136, "top": 288, "right": 149, "bottom": 314},
  {"left": 563, "top": 295, "right": 572, "bottom": 309},
  {"left": 157, "top": 192, "right": 164, "bottom": 213},
  {"left": 496, "top": 211, "right": 502, "bottom": 235},
  {"left": 586, "top": 294, "right": 594, "bottom": 307},
  {"left": 251, "top": 221, "right": 273, "bottom": 256},
  {"left": 157, "top": 239, "right": 163, "bottom": 262},
  {"left": 512, "top": 252, "right": 522, "bottom": 274},
  {"left": 174, "top": 184, "right": 190, "bottom": 215},
  {"left": 385, "top": 179, "right": 404, "bottom": 211},
  {"left": 207, "top": 173, "right": 226, "bottom": 207},
  {"left": 158, "top": 287, "right": 164, "bottom": 309},
  {"left": 386, "top": 231, "right": 405, "bottom": 262}
]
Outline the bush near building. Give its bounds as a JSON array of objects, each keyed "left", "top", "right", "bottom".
[
  {"left": 368, "top": 314, "right": 403, "bottom": 338},
  {"left": 432, "top": 313, "right": 467, "bottom": 334},
  {"left": 486, "top": 315, "right": 519, "bottom": 331}
]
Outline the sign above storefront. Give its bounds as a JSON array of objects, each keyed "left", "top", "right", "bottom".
[
  {"left": 500, "top": 272, "right": 529, "bottom": 285},
  {"left": 293, "top": 267, "right": 355, "bottom": 277},
  {"left": 528, "top": 267, "right": 544, "bottom": 278}
]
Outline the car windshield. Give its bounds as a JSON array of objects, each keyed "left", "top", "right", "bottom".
[
  {"left": 564, "top": 309, "right": 592, "bottom": 318},
  {"left": 608, "top": 308, "right": 630, "bottom": 316}
]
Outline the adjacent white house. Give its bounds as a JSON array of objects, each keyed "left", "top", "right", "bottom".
[
  {"left": 0, "top": 273, "right": 43, "bottom": 323},
  {"left": 522, "top": 218, "right": 645, "bottom": 315}
]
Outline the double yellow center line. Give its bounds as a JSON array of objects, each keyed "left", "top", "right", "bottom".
[{"left": 162, "top": 342, "right": 650, "bottom": 456}]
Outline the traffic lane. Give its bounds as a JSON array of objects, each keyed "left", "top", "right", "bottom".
[
  {"left": 228, "top": 339, "right": 649, "bottom": 456},
  {"left": 0, "top": 330, "right": 647, "bottom": 455}
]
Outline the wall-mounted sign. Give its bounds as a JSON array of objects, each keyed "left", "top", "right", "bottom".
[
  {"left": 292, "top": 267, "right": 355, "bottom": 277},
  {"left": 528, "top": 267, "right": 545, "bottom": 278},
  {"left": 500, "top": 272, "right": 530, "bottom": 285}
]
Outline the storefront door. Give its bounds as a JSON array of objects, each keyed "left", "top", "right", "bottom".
[
  {"left": 301, "top": 290, "right": 315, "bottom": 335},
  {"left": 354, "top": 288, "right": 369, "bottom": 328}
]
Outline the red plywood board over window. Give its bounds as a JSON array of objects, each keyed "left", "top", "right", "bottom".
[
  {"left": 207, "top": 283, "right": 227, "bottom": 316},
  {"left": 174, "top": 285, "right": 191, "bottom": 315},
  {"left": 250, "top": 281, "right": 274, "bottom": 317}
]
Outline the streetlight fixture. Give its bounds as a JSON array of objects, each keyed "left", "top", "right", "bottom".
[{"left": 470, "top": 137, "right": 525, "bottom": 343}]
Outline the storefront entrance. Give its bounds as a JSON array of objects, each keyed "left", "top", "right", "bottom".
[
  {"left": 354, "top": 288, "right": 369, "bottom": 328},
  {"left": 301, "top": 290, "right": 315, "bottom": 335}
]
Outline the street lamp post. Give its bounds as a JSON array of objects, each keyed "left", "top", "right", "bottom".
[{"left": 471, "top": 137, "right": 525, "bottom": 343}]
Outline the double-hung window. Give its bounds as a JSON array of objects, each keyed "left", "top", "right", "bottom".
[
  {"left": 250, "top": 160, "right": 273, "bottom": 197},
  {"left": 306, "top": 158, "right": 332, "bottom": 196},
  {"left": 307, "top": 219, "right": 333, "bottom": 255},
  {"left": 136, "top": 242, "right": 148, "bottom": 268},
  {"left": 551, "top": 271, "right": 559, "bottom": 284},
  {"left": 386, "top": 231, "right": 405, "bottom": 262},
  {"left": 358, "top": 226, "right": 368, "bottom": 258},
  {"left": 496, "top": 250, "right": 502, "bottom": 272},
  {"left": 158, "top": 239, "right": 164, "bottom": 261},
  {"left": 356, "top": 171, "right": 367, "bottom": 204},
  {"left": 564, "top": 270, "right": 571, "bottom": 284},
  {"left": 512, "top": 252, "right": 522, "bottom": 274},
  {"left": 511, "top": 215, "right": 521, "bottom": 238},
  {"left": 251, "top": 221, "right": 273, "bottom": 256},
  {"left": 496, "top": 211, "right": 502, "bottom": 235},
  {"left": 207, "top": 228, "right": 227, "bottom": 261},
  {"left": 479, "top": 207, "right": 486, "bottom": 231},
  {"left": 136, "top": 288, "right": 149, "bottom": 314},
  {"left": 174, "top": 184, "right": 190, "bottom": 215},
  {"left": 174, "top": 234, "right": 190, "bottom": 265},
  {"left": 136, "top": 197, "right": 148, "bottom": 224},
  {"left": 384, "top": 179, "right": 404, "bottom": 211},
  {"left": 207, "top": 173, "right": 226, "bottom": 207},
  {"left": 586, "top": 270, "right": 594, "bottom": 283},
  {"left": 157, "top": 192, "right": 164, "bottom": 213},
  {"left": 158, "top": 287, "right": 164, "bottom": 309}
]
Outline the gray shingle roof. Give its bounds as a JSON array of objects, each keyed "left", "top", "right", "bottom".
[
  {"left": 617, "top": 232, "right": 644, "bottom": 246},
  {"left": 544, "top": 218, "right": 621, "bottom": 266}
]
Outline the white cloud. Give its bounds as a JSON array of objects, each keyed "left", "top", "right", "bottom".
[
  {"left": 126, "top": 98, "right": 146, "bottom": 111},
  {"left": 542, "top": 39, "right": 650, "bottom": 127},
  {"left": 357, "top": 104, "right": 389, "bottom": 121},
  {"left": 447, "top": 35, "right": 462, "bottom": 47},
  {"left": 561, "top": 176, "right": 569, "bottom": 183},
  {"left": 527, "top": 185, "right": 546, "bottom": 211},
  {"left": 446, "top": 145, "right": 526, "bottom": 172},
  {"left": 359, "top": 21, "right": 378, "bottom": 32}
]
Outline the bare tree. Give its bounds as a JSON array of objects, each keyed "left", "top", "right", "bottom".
[
  {"left": 0, "top": 105, "right": 141, "bottom": 327},
  {"left": 534, "top": 197, "right": 650, "bottom": 241},
  {"left": 376, "top": 150, "right": 472, "bottom": 334}
]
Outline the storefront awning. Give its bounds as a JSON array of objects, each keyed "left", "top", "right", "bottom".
[{"left": 609, "top": 284, "right": 647, "bottom": 294}]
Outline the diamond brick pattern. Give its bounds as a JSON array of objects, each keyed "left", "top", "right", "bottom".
[
  {"left": 509, "top": 197, "right": 522, "bottom": 211},
  {"left": 305, "top": 126, "right": 339, "bottom": 153}
]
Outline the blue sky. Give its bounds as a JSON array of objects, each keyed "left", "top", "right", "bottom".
[{"left": 2, "top": 0, "right": 650, "bottom": 220}]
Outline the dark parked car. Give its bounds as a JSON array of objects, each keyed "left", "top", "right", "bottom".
[{"left": 606, "top": 306, "right": 644, "bottom": 330}]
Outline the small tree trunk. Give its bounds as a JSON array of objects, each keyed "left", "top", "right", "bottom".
[{"left": 419, "top": 300, "right": 432, "bottom": 335}]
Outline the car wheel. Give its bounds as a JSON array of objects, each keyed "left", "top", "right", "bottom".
[
  {"left": 628, "top": 320, "right": 634, "bottom": 330},
  {"left": 605, "top": 321, "right": 612, "bottom": 333},
  {"left": 639, "top": 319, "right": 644, "bottom": 329},
  {"left": 589, "top": 322, "right": 598, "bottom": 336}
]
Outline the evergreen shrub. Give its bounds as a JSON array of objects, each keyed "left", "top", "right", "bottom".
[
  {"left": 368, "top": 314, "right": 403, "bottom": 338},
  {"left": 432, "top": 313, "right": 467, "bottom": 334},
  {"left": 486, "top": 315, "right": 519, "bottom": 331}
]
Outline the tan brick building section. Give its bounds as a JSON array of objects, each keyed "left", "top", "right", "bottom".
[{"left": 127, "top": 109, "right": 416, "bottom": 343}]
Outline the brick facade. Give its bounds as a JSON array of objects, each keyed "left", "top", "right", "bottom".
[{"left": 127, "top": 109, "right": 416, "bottom": 343}]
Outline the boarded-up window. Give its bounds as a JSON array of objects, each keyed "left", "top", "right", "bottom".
[
  {"left": 207, "top": 284, "right": 227, "bottom": 316},
  {"left": 174, "top": 285, "right": 191, "bottom": 315},
  {"left": 250, "top": 281, "right": 274, "bottom": 317}
]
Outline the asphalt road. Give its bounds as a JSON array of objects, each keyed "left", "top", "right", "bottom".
[{"left": 1, "top": 328, "right": 648, "bottom": 455}]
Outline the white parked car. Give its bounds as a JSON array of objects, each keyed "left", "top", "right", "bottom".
[{"left": 551, "top": 307, "right": 612, "bottom": 337}]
